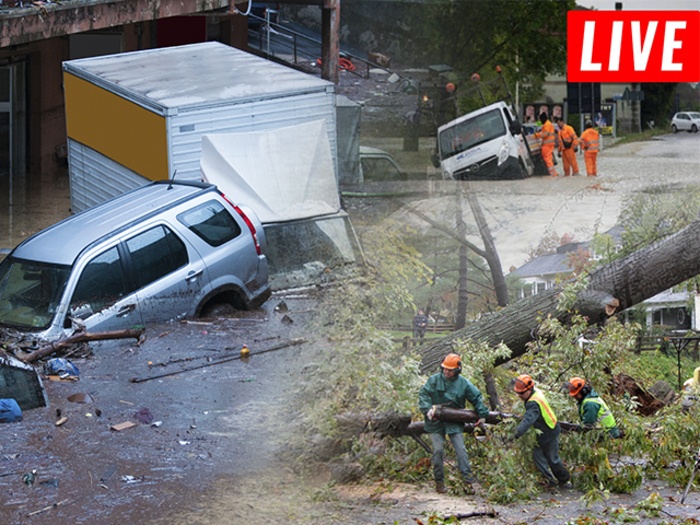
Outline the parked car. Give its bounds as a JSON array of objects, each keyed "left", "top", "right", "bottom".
[
  {"left": 0, "top": 181, "right": 270, "bottom": 341},
  {"left": 359, "top": 146, "right": 407, "bottom": 182},
  {"left": 671, "top": 112, "right": 700, "bottom": 133}
]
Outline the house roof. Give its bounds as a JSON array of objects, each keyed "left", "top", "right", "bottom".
[
  {"left": 510, "top": 252, "right": 572, "bottom": 278},
  {"left": 644, "top": 289, "right": 689, "bottom": 305}
]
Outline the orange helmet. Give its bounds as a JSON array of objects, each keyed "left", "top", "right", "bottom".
[
  {"left": 441, "top": 353, "right": 462, "bottom": 371},
  {"left": 514, "top": 374, "right": 534, "bottom": 393},
  {"left": 567, "top": 377, "right": 586, "bottom": 396}
]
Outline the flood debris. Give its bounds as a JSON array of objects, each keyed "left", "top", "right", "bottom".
[
  {"left": 134, "top": 407, "right": 154, "bottom": 424},
  {"left": 0, "top": 398, "right": 22, "bottom": 423},
  {"left": 23, "top": 470, "right": 36, "bottom": 486},
  {"left": 55, "top": 417, "right": 68, "bottom": 427},
  {"left": 274, "top": 300, "right": 289, "bottom": 312},
  {"left": 44, "top": 358, "right": 79, "bottom": 379},
  {"left": 130, "top": 338, "right": 306, "bottom": 383},
  {"left": 0, "top": 353, "right": 49, "bottom": 410},
  {"left": 20, "top": 327, "right": 145, "bottom": 364},
  {"left": 120, "top": 475, "right": 144, "bottom": 484},
  {"left": 111, "top": 421, "right": 137, "bottom": 432},
  {"left": 67, "top": 393, "right": 93, "bottom": 404},
  {"left": 100, "top": 465, "right": 118, "bottom": 483}
]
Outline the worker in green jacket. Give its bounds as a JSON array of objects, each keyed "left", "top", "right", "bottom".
[
  {"left": 566, "top": 377, "right": 620, "bottom": 438},
  {"left": 418, "top": 353, "right": 489, "bottom": 493}
]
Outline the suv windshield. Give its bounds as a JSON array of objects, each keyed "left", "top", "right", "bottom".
[
  {"left": 0, "top": 257, "right": 71, "bottom": 330},
  {"left": 439, "top": 108, "right": 507, "bottom": 161}
]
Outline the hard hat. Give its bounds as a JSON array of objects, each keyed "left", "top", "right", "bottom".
[
  {"left": 445, "top": 82, "right": 456, "bottom": 93},
  {"left": 514, "top": 374, "right": 534, "bottom": 393},
  {"left": 567, "top": 377, "right": 585, "bottom": 396},
  {"left": 441, "top": 353, "right": 462, "bottom": 370}
]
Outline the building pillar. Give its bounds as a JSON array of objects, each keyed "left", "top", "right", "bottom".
[{"left": 321, "top": 0, "right": 339, "bottom": 84}]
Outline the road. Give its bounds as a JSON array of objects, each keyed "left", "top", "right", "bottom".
[{"left": 352, "top": 132, "right": 700, "bottom": 272}]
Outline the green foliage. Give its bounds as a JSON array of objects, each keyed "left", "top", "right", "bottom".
[
  {"left": 451, "top": 339, "right": 511, "bottom": 381},
  {"left": 310, "top": 482, "right": 339, "bottom": 503},
  {"left": 423, "top": 0, "right": 575, "bottom": 110},
  {"left": 640, "top": 83, "right": 678, "bottom": 128},
  {"left": 297, "top": 220, "right": 433, "bottom": 437}
]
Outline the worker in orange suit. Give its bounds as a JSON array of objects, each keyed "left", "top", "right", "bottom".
[
  {"left": 535, "top": 112, "right": 557, "bottom": 177},
  {"left": 580, "top": 120, "right": 600, "bottom": 176},
  {"left": 554, "top": 117, "right": 581, "bottom": 177}
]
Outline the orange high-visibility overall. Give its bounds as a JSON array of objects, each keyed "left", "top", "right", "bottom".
[
  {"left": 557, "top": 124, "right": 580, "bottom": 176},
  {"left": 580, "top": 128, "right": 599, "bottom": 176},
  {"left": 536, "top": 120, "right": 557, "bottom": 177}
]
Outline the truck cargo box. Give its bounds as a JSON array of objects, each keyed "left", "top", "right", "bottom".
[{"left": 63, "top": 41, "right": 337, "bottom": 213}]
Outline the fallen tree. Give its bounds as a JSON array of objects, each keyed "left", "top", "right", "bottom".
[{"left": 420, "top": 216, "right": 700, "bottom": 373}]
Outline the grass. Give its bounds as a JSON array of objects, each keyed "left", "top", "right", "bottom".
[{"left": 608, "top": 126, "right": 671, "bottom": 147}]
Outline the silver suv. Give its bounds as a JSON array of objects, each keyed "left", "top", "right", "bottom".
[{"left": 0, "top": 181, "right": 270, "bottom": 340}]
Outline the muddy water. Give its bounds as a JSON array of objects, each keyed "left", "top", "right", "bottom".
[
  {"left": 0, "top": 301, "right": 325, "bottom": 524},
  {"left": 0, "top": 170, "right": 71, "bottom": 257}
]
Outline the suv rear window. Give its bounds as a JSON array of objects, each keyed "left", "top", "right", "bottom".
[{"left": 178, "top": 200, "right": 242, "bottom": 247}]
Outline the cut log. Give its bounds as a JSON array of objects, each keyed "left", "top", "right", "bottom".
[
  {"left": 420, "top": 217, "right": 700, "bottom": 373},
  {"left": 335, "top": 409, "right": 583, "bottom": 438},
  {"left": 21, "top": 329, "right": 145, "bottom": 364}
]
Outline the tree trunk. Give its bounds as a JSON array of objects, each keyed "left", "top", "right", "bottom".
[
  {"left": 21, "top": 328, "right": 145, "bottom": 363},
  {"left": 464, "top": 183, "right": 509, "bottom": 308},
  {"left": 455, "top": 202, "right": 468, "bottom": 330},
  {"left": 420, "top": 217, "right": 700, "bottom": 373}
]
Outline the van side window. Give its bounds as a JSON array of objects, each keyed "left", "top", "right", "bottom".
[
  {"left": 70, "top": 246, "right": 127, "bottom": 315},
  {"left": 177, "top": 200, "right": 242, "bottom": 247},
  {"left": 126, "top": 225, "right": 188, "bottom": 290}
]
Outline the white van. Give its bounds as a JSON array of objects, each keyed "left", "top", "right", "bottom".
[{"left": 433, "top": 101, "right": 538, "bottom": 180}]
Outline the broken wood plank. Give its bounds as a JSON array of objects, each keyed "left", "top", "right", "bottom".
[
  {"left": 110, "top": 421, "right": 136, "bottom": 432},
  {"left": 129, "top": 338, "right": 306, "bottom": 384},
  {"left": 55, "top": 417, "right": 68, "bottom": 427},
  {"left": 21, "top": 328, "right": 145, "bottom": 364}
]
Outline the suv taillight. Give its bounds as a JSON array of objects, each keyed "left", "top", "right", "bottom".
[{"left": 221, "top": 194, "right": 262, "bottom": 256}]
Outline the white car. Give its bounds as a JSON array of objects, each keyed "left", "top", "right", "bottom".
[{"left": 671, "top": 112, "right": 700, "bottom": 133}]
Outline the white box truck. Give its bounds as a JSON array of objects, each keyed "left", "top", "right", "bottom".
[{"left": 63, "top": 41, "right": 338, "bottom": 213}]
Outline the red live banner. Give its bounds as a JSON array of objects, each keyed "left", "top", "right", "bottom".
[{"left": 568, "top": 10, "right": 700, "bottom": 82}]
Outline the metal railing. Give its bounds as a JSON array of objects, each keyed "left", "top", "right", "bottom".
[{"left": 247, "top": 12, "right": 395, "bottom": 79}]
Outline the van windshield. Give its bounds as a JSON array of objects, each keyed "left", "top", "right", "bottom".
[
  {"left": 0, "top": 257, "right": 71, "bottom": 330},
  {"left": 439, "top": 108, "right": 506, "bottom": 161}
]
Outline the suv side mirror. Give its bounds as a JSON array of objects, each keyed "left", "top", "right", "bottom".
[
  {"left": 431, "top": 152, "right": 440, "bottom": 168},
  {"left": 510, "top": 120, "right": 522, "bottom": 135}
]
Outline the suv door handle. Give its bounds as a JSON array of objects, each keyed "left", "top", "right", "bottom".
[
  {"left": 116, "top": 304, "right": 136, "bottom": 317},
  {"left": 186, "top": 269, "right": 204, "bottom": 282}
]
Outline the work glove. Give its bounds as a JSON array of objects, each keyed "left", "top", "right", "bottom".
[
  {"left": 573, "top": 146, "right": 579, "bottom": 153},
  {"left": 557, "top": 151, "right": 562, "bottom": 158},
  {"left": 476, "top": 418, "right": 486, "bottom": 428},
  {"left": 426, "top": 406, "right": 437, "bottom": 421}
]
